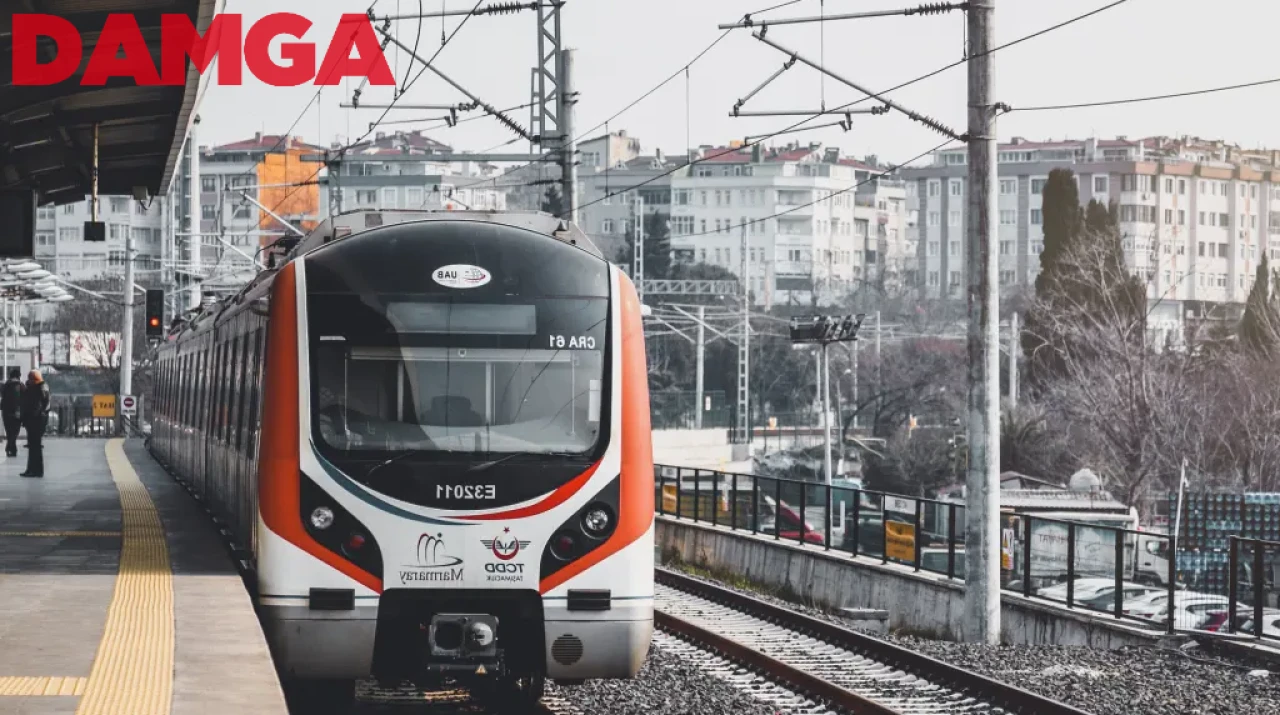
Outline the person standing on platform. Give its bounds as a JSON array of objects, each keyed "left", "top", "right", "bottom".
[
  {"left": 20, "top": 370, "right": 49, "bottom": 478},
  {"left": 1, "top": 368, "right": 22, "bottom": 458}
]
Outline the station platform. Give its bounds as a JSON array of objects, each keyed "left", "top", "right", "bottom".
[{"left": 0, "top": 438, "right": 288, "bottom": 715}]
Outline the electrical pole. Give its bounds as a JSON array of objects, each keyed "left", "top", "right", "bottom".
[
  {"left": 736, "top": 224, "right": 750, "bottom": 446},
  {"left": 633, "top": 194, "right": 644, "bottom": 290},
  {"left": 120, "top": 228, "right": 135, "bottom": 411},
  {"left": 1008, "top": 311, "right": 1019, "bottom": 407},
  {"left": 874, "top": 310, "right": 882, "bottom": 419},
  {"left": 695, "top": 305, "right": 705, "bottom": 430},
  {"left": 964, "top": 0, "right": 1001, "bottom": 645},
  {"left": 821, "top": 342, "right": 832, "bottom": 485},
  {"left": 560, "top": 47, "right": 578, "bottom": 224}
]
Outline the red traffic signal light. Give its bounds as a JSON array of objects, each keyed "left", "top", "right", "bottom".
[
  {"left": 148, "top": 317, "right": 160, "bottom": 327},
  {"left": 145, "top": 289, "right": 164, "bottom": 338}
]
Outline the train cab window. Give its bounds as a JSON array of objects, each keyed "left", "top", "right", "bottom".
[{"left": 302, "top": 219, "right": 612, "bottom": 507}]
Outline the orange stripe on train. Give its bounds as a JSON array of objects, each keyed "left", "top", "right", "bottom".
[
  {"left": 257, "top": 262, "right": 384, "bottom": 594},
  {"left": 539, "top": 271, "right": 654, "bottom": 594}
]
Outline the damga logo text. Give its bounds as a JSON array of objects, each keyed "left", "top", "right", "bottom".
[{"left": 11, "top": 13, "right": 395, "bottom": 87}]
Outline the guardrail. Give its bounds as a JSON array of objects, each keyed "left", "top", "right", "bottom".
[
  {"left": 653, "top": 465, "right": 1226, "bottom": 636},
  {"left": 1225, "top": 536, "right": 1280, "bottom": 639}
]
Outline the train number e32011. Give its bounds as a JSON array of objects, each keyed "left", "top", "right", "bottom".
[{"left": 436, "top": 484, "right": 498, "bottom": 500}]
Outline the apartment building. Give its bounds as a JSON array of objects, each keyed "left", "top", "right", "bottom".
[
  {"left": 34, "top": 194, "right": 168, "bottom": 281},
  {"left": 668, "top": 143, "right": 909, "bottom": 307},
  {"left": 200, "top": 133, "right": 326, "bottom": 248},
  {"left": 318, "top": 130, "right": 507, "bottom": 217},
  {"left": 578, "top": 149, "right": 679, "bottom": 264},
  {"left": 903, "top": 135, "right": 1280, "bottom": 337}
]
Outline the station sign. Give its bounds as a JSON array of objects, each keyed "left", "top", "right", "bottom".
[{"left": 92, "top": 394, "right": 115, "bottom": 418}]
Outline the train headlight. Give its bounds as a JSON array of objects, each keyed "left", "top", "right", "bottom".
[
  {"left": 310, "top": 506, "right": 335, "bottom": 530},
  {"left": 582, "top": 507, "right": 611, "bottom": 536}
]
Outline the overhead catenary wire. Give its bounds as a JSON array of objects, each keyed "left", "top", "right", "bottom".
[
  {"left": 560, "top": 0, "right": 1135, "bottom": 219},
  {"left": 1008, "top": 76, "right": 1280, "bottom": 112}
]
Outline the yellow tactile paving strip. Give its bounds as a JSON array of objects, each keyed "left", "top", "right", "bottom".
[
  {"left": 0, "top": 531, "right": 121, "bottom": 537},
  {"left": 0, "top": 676, "right": 88, "bottom": 696},
  {"left": 69, "top": 438, "right": 174, "bottom": 715}
]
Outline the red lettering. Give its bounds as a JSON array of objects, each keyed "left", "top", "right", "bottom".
[
  {"left": 245, "top": 13, "right": 314, "bottom": 87},
  {"left": 82, "top": 14, "right": 161, "bottom": 86},
  {"left": 315, "top": 14, "right": 394, "bottom": 86},
  {"left": 12, "top": 14, "right": 81, "bottom": 86},
  {"left": 160, "top": 14, "right": 242, "bottom": 86}
]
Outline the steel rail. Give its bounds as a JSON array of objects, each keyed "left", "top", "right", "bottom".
[{"left": 656, "top": 567, "right": 1094, "bottom": 715}]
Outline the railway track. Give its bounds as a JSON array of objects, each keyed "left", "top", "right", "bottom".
[
  {"left": 286, "top": 680, "right": 572, "bottom": 715},
  {"left": 655, "top": 567, "right": 1094, "bottom": 715}
]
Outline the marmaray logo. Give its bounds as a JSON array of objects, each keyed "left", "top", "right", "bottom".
[
  {"left": 399, "top": 532, "right": 463, "bottom": 585},
  {"left": 11, "top": 13, "right": 395, "bottom": 87}
]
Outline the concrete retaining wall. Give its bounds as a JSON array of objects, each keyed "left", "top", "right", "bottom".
[
  {"left": 657, "top": 516, "right": 1181, "bottom": 648},
  {"left": 652, "top": 429, "right": 749, "bottom": 471}
]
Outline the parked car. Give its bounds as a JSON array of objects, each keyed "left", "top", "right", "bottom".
[
  {"left": 1203, "top": 607, "right": 1280, "bottom": 634},
  {"left": 1238, "top": 614, "right": 1280, "bottom": 638},
  {"left": 1074, "top": 583, "right": 1164, "bottom": 612},
  {"left": 1127, "top": 592, "right": 1242, "bottom": 629}
]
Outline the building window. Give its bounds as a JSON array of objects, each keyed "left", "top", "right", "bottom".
[
  {"left": 949, "top": 271, "right": 960, "bottom": 285},
  {"left": 1000, "top": 270, "right": 1015, "bottom": 285},
  {"left": 1165, "top": 178, "right": 1174, "bottom": 193},
  {"left": 948, "top": 211, "right": 960, "bottom": 226},
  {"left": 601, "top": 219, "right": 613, "bottom": 234},
  {"left": 1220, "top": 213, "right": 1229, "bottom": 227},
  {"left": 1000, "top": 179, "right": 1016, "bottom": 195},
  {"left": 58, "top": 227, "right": 80, "bottom": 242},
  {"left": 949, "top": 241, "right": 959, "bottom": 255},
  {"left": 382, "top": 188, "right": 397, "bottom": 207},
  {"left": 928, "top": 242, "right": 938, "bottom": 255},
  {"left": 356, "top": 190, "right": 377, "bottom": 205},
  {"left": 63, "top": 203, "right": 75, "bottom": 215},
  {"left": 950, "top": 180, "right": 962, "bottom": 196},
  {"left": 999, "top": 241, "right": 1012, "bottom": 255},
  {"left": 201, "top": 205, "right": 216, "bottom": 220},
  {"left": 201, "top": 177, "right": 217, "bottom": 192},
  {"left": 1179, "top": 179, "right": 1187, "bottom": 195},
  {"left": 1178, "top": 210, "right": 1185, "bottom": 226},
  {"left": 928, "top": 212, "right": 939, "bottom": 226},
  {"left": 1030, "top": 209, "right": 1042, "bottom": 225},
  {"left": 233, "top": 204, "right": 252, "bottom": 220},
  {"left": 1164, "top": 208, "right": 1173, "bottom": 224},
  {"left": 928, "top": 271, "right": 939, "bottom": 286},
  {"left": 1031, "top": 178, "right": 1046, "bottom": 195},
  {"left": 406, "top": 187, "right": 424, "bottom": 207},
  {"left": 1000, "top": 210, "right": 1016, "bottom": 225},
  {"left": 1094, "top": 176, "right": 1108, "bottom": 193},
  {"left": 928, "top": 180, "right": 940, "bottom": 197}
]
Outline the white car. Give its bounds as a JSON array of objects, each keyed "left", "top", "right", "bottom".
[
  {"left": 1127, "top": 592, "right": 1238, "bottom": 630},
  {"left": 1036, "top": 578, "right": 1118, "bottom": 601}
]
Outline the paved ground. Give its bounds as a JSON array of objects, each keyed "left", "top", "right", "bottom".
[{"left": 0, "top": 438, "right": 288, "bottom": 715}]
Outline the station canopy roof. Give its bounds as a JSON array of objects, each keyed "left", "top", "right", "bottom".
[{"left": 0, "top": 0, "right": 221, "bottom": 205}]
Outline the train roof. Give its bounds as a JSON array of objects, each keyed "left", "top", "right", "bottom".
[{"left": 158, "top": 209, "right": 602, "bottom": 345}]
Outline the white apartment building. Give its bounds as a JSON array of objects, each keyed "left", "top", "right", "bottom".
[
  {"left": 34, "top": 194, "right": 168, "bottom": 281},
  {"left": 904, "top": 135, "right": 1280, "bottom": 339},
  {"left": 669, "top": 143, "right": 908, "bottom": 306},
  {"left": 319, "top": 130, "right": 507, "bottom": 216}
]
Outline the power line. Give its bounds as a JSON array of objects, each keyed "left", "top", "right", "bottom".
[
  {"left": 561, "top": 0, "right": 1134, "bottom": 219},
  {"left": 1009, "top": 76, "right": 1280, "bottom": 112}
]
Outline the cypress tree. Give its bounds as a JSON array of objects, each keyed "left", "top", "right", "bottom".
[
  {"left": 1022, "top": 169, "right": 1082, "bottom": 382},
  {"left": 1240, "top": 255, "right": 1278, "bottom": 357}
]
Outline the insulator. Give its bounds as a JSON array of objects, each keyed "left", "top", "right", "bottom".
[
  {"left": 477, "top": 1, "right": 532, "bottom": 15},
  {"left": 908, "top": 2, "right": 963, "bottom": 17}
]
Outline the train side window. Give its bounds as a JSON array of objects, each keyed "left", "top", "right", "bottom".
[
  {"left": 235, "top": 332, "right": 250, "bottom": 452},
  {"left": 229, "top": 333, "right": 242, "bottom": 447}
]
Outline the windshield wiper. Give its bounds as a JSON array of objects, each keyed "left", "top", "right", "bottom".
[
  {"left": 464, "top": 451, "right": 579, "bottom": 475},
  {"left": 363, "top": 450, "right": 418, "bottom": 481}
]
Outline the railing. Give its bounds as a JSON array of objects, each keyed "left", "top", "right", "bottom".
[
  {"left": 656, "top": 465, "right": 1198, "bottom": 635},
  {"left": 1225, "top": 536, "right": 1280, "bottom": 641}
]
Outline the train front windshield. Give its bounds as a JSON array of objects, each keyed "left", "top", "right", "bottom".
[
  {"left": 312, "top": 299, "right": 606, "bottom": 455},
  {"left": 303, "top": 219, "right": 612, "bottom": 507}
]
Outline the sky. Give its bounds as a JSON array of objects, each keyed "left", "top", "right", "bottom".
[{"left": 196, "top": 0, "right": 1280, "bottom": 167}]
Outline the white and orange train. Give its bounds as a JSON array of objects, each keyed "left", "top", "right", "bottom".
[{"left": 147, "top": 210, "right": 654, "bottom": 704}]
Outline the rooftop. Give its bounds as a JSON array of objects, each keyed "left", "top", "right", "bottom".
[{"left": 210, "top": 133, "right": 324, "bottom": 153}]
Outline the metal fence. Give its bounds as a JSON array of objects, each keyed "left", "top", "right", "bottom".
[
  {"left": 40, "top": 395, "right": 145, "bottom": 438},
  {"left": 652, "top": 465, "right": 1246, "bottom": 637},
  {"left": 650, "top": 391, "right": 732, "bottom": 430},
  {"left": 1223, "top": 536, "right": 1280, "bottom": 639}
]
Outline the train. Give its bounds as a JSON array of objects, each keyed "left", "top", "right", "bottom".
[{"left": 146, "top": 209, "right": 655, "bottom": 706}]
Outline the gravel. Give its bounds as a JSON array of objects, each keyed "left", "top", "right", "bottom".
[
  {"left": 662, "top": 564, "right": 1280, "bottom": 715},
  {"left": 546, "top": 643, "right": 780, "bottom": 715}
]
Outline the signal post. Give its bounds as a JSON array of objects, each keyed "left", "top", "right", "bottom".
[{"left": 788, "top": 314, "right": 865, "bottom": 486}]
